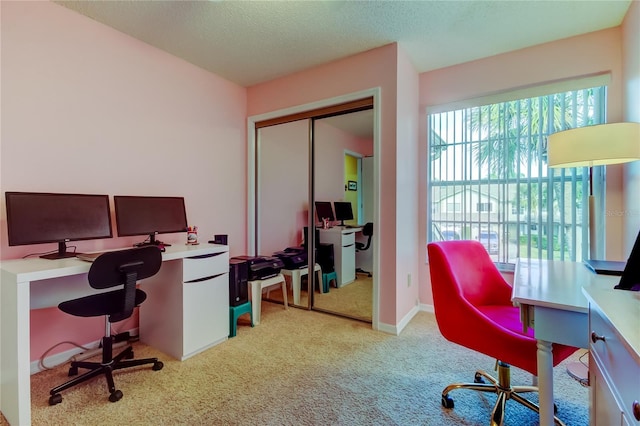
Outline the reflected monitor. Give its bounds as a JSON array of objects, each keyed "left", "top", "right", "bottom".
[
  {"left": 315, "top": 201, "right": 335, "bottom": 223},
  {"left": 334, "top": 201, "right": 354, "bottom": 226}
]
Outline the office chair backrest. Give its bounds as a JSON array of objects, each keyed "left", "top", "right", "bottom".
[
  {"left": 356, "top": 222, "right": 374, "bottom": 251},
  {"left": 88, "top": 246, "right": 162, "bottom": 322},
  {"left": 427, "top": 240, "right": 533, "bottom": 368},
  {"left": 428, "top": 240, "right": 511, "bottom": 311}
]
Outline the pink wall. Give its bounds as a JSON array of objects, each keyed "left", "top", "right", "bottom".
[
  {"left": 248, "top": 44, "right": 403, "bottom": 326},
  {"left": 1, "top": 1, "right": 248, "bottom": 360},
  {"left": 418, "top": 27, "right": 632, "bottom": 306},
  {"left": 622, "top": 1, "right": 640, "bottom": 252},
  {"left": 395, "top": 47, "right": 421, "bottom": 321}
]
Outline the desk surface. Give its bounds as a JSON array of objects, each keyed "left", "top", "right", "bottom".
[
  {"left": 512, "top": 258, "right": 619, "bottom": 313},
  {"left": 0, "top": 244, "right": 228, "bottom": 282},
  {"left": 318, "top": 226, "right": 363, "bottom": 233}
]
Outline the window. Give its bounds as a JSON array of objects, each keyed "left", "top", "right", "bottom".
[
  {"left": 477, "top": 202, "right": 492, "bottom": 212},
  {"left": 427, "top": 86, "right": 607, "bottom": 262}
]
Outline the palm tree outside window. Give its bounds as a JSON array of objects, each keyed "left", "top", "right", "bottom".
[{"left": 427, "top": 86, "right": 607, "bottom": 263}]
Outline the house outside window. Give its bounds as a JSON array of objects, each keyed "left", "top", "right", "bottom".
[
  {"left": 477, "top": 202, "right": 492, "bottom": 212},
  {"left": 427, "top": 85, "right": 607, "bottom": 263}
]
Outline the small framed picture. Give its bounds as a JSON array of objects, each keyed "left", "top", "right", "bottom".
[{"left": 348, "top": 180, "right": 357, "bottom": 191}]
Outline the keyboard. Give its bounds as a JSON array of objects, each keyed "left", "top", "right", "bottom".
[{"left": 76, "top": 252, "right": 104, "bottom": 262}]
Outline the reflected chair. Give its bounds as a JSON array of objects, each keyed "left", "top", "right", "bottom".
[
  {"left": 49, "top": 246, "right": 164, "bottom": 406},
  {"left": 355, "top": 222, "right": 373, "bottom": 277},
  {"left": 427, "top": 241, "right": 577, "bottom": 426}
]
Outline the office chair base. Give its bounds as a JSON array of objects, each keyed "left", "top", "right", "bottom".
[
  {"left": 440, "top": 363, "right": 565, "bottom": 426},
  {"left": 49, "top": 338, "right": 163, "bottom": 406},
  {"left": 355, "top": 268, "right": 372, "bottom": 277}
]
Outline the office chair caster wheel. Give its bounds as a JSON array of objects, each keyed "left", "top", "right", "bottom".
[
  {"left": 473, "top": 372, "right": 485, "bottom": 383},
  {"left": 441, "top": 394, "right": 454, "bottom": 409},
  {"left": 125, "top": 350, "right": 134, "bottom": 359},
  {"left": 49, "top": 393, "right": 62, "bottom": 405},
  {"left": 109, "top": 390, "right": 123, "bottom": 402},
  {"left": 152, "top": 361, "right": 164, "bottom": 371},
  {"left": 68, "top": 365, "right": 78, "bottom": 376}
]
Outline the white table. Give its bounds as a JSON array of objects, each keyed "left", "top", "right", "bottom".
[
  {"left": 0, "top": 244, "right": 229, "bottom": 426},
  {"left": 512, "top": 258, "right": 619, "bottom": 426},
  {"left": 281, "top": 264, "right": 323, "bottom": 305},
  {"left": 248, "top": 273, "right": 287, "bottom": 325}
]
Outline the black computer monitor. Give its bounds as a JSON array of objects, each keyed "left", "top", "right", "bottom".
[
  {"left": 5, "top": 191, "right": 113, "bottom": 259},
  {"left": 615, "top": 229, "right": 640, "bottom": 291},
  {"left": 334, "top": 201, "right": 354, "bottom": 226},
  {"left": 114, "top": 195, "right": 188, "bottom": 246},
  {"left": 315, "top": 201, "right": 335, "bottom": 223}
]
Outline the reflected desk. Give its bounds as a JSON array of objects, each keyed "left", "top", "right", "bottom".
[
  {"left": 512, "top": 258, "right": 619, "bottom": 426},
  {"left": 318, "top": 226, "right": 362, "bottom": 287},
  {"left": 0, "top": 244, "right": 229, "bottom": 426}
]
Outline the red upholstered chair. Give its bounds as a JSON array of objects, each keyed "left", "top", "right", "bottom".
[{"left": 427, "top": 240, "right": 577, "bottom": 426}]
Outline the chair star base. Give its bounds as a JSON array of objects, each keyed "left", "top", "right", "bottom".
[{"left": 440, "top": 362, "right": 566, "bottom": 426}]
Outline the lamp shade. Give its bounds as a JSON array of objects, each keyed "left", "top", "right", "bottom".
[{"left": 548, "top": 122, "right": 640, "bottom": 168}]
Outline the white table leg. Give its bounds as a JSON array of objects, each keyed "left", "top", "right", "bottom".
[
  {"left": 537, "top": 339, "right": 554, "bottom": 426},
  {"left": 250, "top": 280, "right": 261, "bottom": 325},
  {"left": 0, "top": 272, "right": 31, "bottom": 425},
  {"left": 292, "top": 270, "right": 301, "bottom": 305},
  {"left": 280, "top": 278, "right": 288, "bottom": 308}
]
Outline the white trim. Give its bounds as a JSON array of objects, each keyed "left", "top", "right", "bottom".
[{"left": 247, "top": 87, "right": 382, "bottom": 330}]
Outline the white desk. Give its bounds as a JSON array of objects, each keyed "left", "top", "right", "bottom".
[
  {"left": 318, "top": 226, "right": 362, "bottom": 287},
  {"left": 0, "top": 244, "right": 229, "bottom": 426},
  {"left": 512, "top": 258, "right": 619, "bottom": 426}
]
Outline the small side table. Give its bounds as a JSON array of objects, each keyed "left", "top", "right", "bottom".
[
  {"left": 248, "top": 273, "right": 287, "bottom": 325},
  {"left": 281, "top": 264, "right": 323, "bottom": 305}
]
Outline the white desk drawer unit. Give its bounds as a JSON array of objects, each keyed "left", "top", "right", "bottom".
[
  {"left": 183, "top": 251, "right": 228, "bottom": 282},
  {"left": 141, "top": 248, "right": 230, "bottom": 361},
  {"left": 319, "top": 226, "right": 361, "bottom": 287},
  {"left": 584, "top": 288, "right": 640, "bottom": 426}
]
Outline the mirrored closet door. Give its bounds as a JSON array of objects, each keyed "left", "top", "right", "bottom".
[{"left": 254, "top": 102, "right": 374, "bottom": 323}]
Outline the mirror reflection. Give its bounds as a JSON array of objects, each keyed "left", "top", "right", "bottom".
[{"left": 256, "top": 108, "right": 374, "bottom": 322}]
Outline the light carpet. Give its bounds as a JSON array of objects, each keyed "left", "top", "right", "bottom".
[{"left": 2, "top": 302, "right": 588, "bottom": 425}]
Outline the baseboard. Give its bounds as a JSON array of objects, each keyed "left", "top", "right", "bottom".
[
  {"left": 31, "top": 327, "right": 139, "bottom": 375},
  {"left": 419, "top": 303, "right": 434, "bottom": 314},
  {"left": 377, "top": 304, "right": 420, "bottom": 335}
]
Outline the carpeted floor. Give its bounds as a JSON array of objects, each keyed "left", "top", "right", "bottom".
[
  {"left": 270, "top": 273, "right": 373, "bottom": 321},
  {"left": 2, "top": 302, "right": 588, "bottom": 425}
]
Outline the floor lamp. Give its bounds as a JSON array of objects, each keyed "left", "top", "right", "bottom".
[
  {"left": 548, "top": 122, "right": 640, "bottom": 261},
  {"left": 547, "top": 122, "right": 640, "bottom": 383}
]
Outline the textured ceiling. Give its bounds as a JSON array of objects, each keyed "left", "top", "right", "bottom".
[{"left": 55, "top": 0, "right": 632, "bottom": 88}]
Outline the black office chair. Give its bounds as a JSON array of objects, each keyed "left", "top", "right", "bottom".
[
  {"left": 49, "top": 246, "right": 164, "bottom": 406},
  {"left": 355, "top": 222, "right": 373, "bottom": 277}
]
